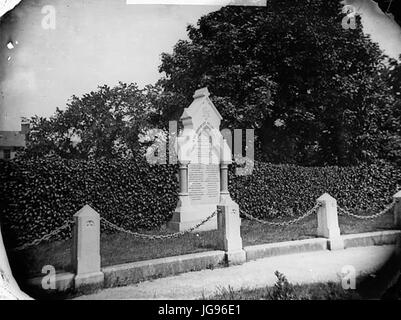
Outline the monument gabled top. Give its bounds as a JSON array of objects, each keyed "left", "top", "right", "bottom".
[
  {"left": 176, "top": 87, "right": 233, "bottom": 165},
  {"left": 181, "top": 87, "right": 223, "bottom": 128}
]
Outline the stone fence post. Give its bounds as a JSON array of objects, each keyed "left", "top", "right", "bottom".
[
  {"left": 394, "top": 191, "right": 401, "bottom": 228},
  {"left": 316, "top": 193, "right": 344, "bottom": 250},
  {"left": 72, "top": 205, "right": 104, "bottom": 289},
  {"left": 217, "top": 199, "right": 246, "bottom": 266}
]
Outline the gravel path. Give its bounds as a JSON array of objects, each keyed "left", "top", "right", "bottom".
[{"left": 75, "top": 245, "right": 396, "bottom": 300}]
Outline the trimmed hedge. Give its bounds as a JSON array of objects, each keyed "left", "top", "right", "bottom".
[
  {"left": 0, "top": 157, "right": 178, "bottom": 246},
  {"left": 229, "top": 161, "right": 401, "bottom": 219},
  {"left": 1, "top": 158, "right": 400, "bottom": 246}
]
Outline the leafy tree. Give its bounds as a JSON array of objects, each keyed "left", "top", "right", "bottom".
[
  {"left": 157, "top": 0, "right": 399, "bottom": 166},
  {"left": 24, "top": 116, "right": 62, "bottom": 158},
  {"left": 25, "top": 82, "right": 154, "bottom": 159}
]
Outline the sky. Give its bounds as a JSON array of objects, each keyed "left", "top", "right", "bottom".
[
  {"left": 0, "top": 0, "right": 223, "bottom": 130},
  {"left": 0, "top": 0, "right": 400, "bottom": 131}
]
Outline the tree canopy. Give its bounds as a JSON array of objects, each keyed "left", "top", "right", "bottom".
[
  {"left": 23, "top": 0, "right": 401, "bottom": 167},
  {"left": 26, "top": 83, "right": 154, "bottom": 159},
  {"left": 156, "top": 0, "right": 400, "bottom": 165}
]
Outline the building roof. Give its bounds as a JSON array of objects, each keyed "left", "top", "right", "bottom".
[{"left": 0, "top": 131, "right": 26, "bottom": 148}]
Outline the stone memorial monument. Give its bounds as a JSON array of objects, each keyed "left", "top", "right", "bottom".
[{"left": 168, "top": 87, "right": 236, "bottom": 232}]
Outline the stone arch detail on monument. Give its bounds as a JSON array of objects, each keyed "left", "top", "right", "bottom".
[{"left": 189, "top": 121, "right": 222, "bottom": 165}]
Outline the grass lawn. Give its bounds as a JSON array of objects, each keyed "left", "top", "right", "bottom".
[
  {"left": 207, "top": 269, "right": 401, "bottom": 300},
  {"left": 7, "top": 209, "right": 397, "bottom": 279},
  {"left": 207, "top": 282, "right": 362, "bottom": 300}
]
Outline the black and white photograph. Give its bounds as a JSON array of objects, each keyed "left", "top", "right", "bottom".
[{"left": 1, "top": 0, "right": 401, "bottom": 305}]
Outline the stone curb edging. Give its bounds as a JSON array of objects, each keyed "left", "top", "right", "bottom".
[
  {"left": 24, "top": 230, "right": 401, "bottom": 295},
  {"left": 342, "top": 230, "right": 401, "bottom": 249},
  {"left": 25, "top": 250, "right": 226, "bottom": 293},
  {"left": 244, "top": 238, "right": 328, "bottom": 261},
  {"left": 244, "top": 230, "right": 401, "bottom": 262},
  {"left": 102, "top": 250, "right": 226, "bottom": 288}
]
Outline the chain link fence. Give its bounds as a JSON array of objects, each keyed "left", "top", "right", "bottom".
[
  {"left": 240, "top": 202, "right": 322, "bottom": 226},
  {"left": 337, "top": 200, "right": 396, "bottom": 220},
  {"left": 11, "top": 219, "right": 73, "bottom": 252},
  {"left": 100, "top": 209, "right": 218, "bottom": 240},
  {"left": 8, "top": 195, "right": 397, "bottom": 251},
  {"left": 10, "top": 209, "right": 218, "bottom": 251}
]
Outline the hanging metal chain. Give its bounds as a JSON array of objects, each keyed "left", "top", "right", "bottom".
[
  {"left": 338, "top": 200, "right": 395, "bottom": 220},
  {"left": 9, "top": 208, "right": 218, "bottom": 250},
  {"left": 101, "top": 209, "right": 218, "bottom": 240},
  {"left": 11, "top": 219, "right": 73, "bottom": 252},
  {"left": 240, "top": 203, "right": 321, "bottom": 226}
]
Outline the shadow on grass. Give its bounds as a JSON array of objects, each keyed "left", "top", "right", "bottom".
[{"left": 356, "top": 237, "right": 401, "bottom": 299}]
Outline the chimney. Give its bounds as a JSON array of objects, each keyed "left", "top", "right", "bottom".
[{"left": 20, "top": 117, "right": 30, "bottom": 135}]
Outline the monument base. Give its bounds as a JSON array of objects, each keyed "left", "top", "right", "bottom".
[{"left": 168, "top": 204, "right": 218, "bottom": 232}]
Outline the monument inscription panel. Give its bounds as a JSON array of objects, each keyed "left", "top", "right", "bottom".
[{"left": 188, "top": 164, "right": 220, "bottom": 204}]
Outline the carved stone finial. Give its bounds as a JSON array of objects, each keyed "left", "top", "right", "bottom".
[{"left": 193, "top": 87, "right": 210, "bottom": 99}]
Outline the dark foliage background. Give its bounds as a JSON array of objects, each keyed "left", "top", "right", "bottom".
[
  {"left": 1, "top": 158, "right": 399, "bottom": 246},
  {"left": 0, "top": 157, "right": 178, "bottom": 246},
  {"left": 229, "top": 160, "right": 401, "bottom": 219}
]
